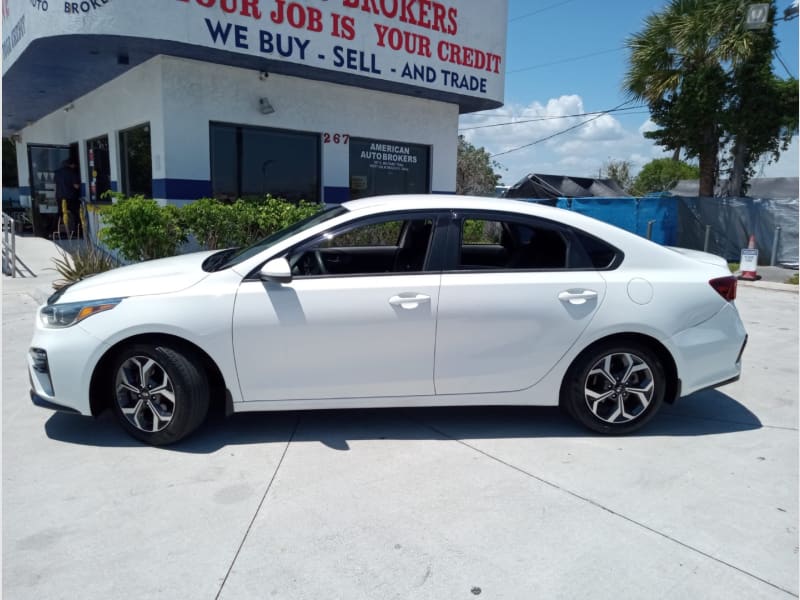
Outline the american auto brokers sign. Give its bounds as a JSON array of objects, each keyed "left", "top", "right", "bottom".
[{"left": 2, "top": 0, "right": 507, "bottom": 104}]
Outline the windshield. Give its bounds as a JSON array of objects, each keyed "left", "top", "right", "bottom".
[{"left": 209, "top": 205, "right": 348, "bottom": 271}]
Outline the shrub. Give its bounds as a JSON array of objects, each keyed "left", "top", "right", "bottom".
[
  {"left": 182, "top": 196, "right": 323, "bottom": 249},
  {"left": 180, "top": 198, "right": 240, "bottom": 250},
  {"left": 96, "top": 194, "right": 323, "bottom": 261},
  {"left": 99, "top": 196, "right": 187, "bottom": 261},
  {"left": 251, "top": 196, "right": 322, "bottom": 241},
  {"left": 50, "top": 241, "right": 118, "bottom": 290}
]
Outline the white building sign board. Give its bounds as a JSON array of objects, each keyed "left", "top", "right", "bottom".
[{"left": 2, "top": 0, "right": 507, "bottom": 105}]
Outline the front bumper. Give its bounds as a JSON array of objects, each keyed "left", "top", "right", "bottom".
[
  {"left": 30, "top": 389, "right": 81, "bottom": 414},
  {"left": 28, "top": 316, "right": 110, "bottom": 417}
]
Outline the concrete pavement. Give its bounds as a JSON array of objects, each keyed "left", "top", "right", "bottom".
[{"left": 2, "top": 239, "right": 798, "bottom": 599}]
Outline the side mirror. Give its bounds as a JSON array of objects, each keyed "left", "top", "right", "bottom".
[{"left": 259, "top": 257, "right": 292, "bottom": 283}]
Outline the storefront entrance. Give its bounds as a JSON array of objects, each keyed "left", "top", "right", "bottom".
[{"left": 26, "top": 144, "right": 78, "bottom": 237}]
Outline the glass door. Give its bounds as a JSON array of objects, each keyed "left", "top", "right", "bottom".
[{"left": 27, "top": 145, "right": 71, "bottom": 237}]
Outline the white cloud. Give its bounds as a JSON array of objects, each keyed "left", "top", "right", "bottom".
[
  {"left": 758, "top": 136, "right": 799, "bottom": 178},
  {"left": 459, "top": 95, "right": 670, "bottom": 185},
  {"left": 638, "top": 118, "right": 658, "bottom": 135},
  {"left": 461, "top": 99, "right": 797, "bottom": 186}
]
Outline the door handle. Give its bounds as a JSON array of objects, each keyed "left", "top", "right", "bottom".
[
  {"left": 389, "top": 294, "right": 431, "bottom": 308},
  {"left": 558, "top": 290, "right": 598, "bottom": 305}
]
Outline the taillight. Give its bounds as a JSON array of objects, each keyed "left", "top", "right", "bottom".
[{"left": 709, "top": 276, "right": 737, "bottom": 301}]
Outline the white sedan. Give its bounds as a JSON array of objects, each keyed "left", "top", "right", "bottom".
[{"left": 29, "top": 195, "right": 747, "bottom": 445}]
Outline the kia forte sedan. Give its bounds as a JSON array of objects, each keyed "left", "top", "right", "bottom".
[{"left": 29, "top": 195, "right": 747, "bottom": 445}]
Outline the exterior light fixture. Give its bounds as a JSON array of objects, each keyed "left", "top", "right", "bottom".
[
  {"left": 259, "top": 97, "right": 275, "bottom": 115},
  {"left": 745, "top": 3, "right": 770, "bottom": 29}
]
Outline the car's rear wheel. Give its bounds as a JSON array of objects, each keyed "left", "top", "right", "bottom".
[
  {"left": 110, "top": 343, "right": 209, "bottom": 445},
  {"left": 563, "top": 341, "right": 665, "bottom": 434}
]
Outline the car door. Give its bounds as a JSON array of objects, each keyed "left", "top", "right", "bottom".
[
  {"left": 232, "top": 212, "right": 447, "bottom": 402},
  {"left": 434, "top": 211, "right": 608, "bottom": 395}
]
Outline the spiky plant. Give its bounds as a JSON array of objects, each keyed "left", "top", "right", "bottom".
[{"left": 50, "top": 241, "right": 117, "bottom": 290}]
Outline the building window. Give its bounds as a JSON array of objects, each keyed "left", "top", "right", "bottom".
[
  {"left": 119, "top": 123, "right": 152, "bottom": 197},
  {"left": 349, "top": 138, "right": 430, "bottom": 201},
  {"left": 86, "top": 135, "right": 111, "bottom": 204},
  {"left": 210, "top": 123, "right": 320, "bottom": 203}
]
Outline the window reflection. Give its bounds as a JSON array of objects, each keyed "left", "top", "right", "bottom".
[{"left": 211, "top": 123, "right": 319, "bottom": 202}]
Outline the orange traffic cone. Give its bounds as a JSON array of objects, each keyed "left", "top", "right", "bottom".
[{"left": 738, "top": 235, "right": 760, "bottom": 281}]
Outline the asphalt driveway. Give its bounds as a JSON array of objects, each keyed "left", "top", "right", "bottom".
[{"left": 2, "top": 279, "right": 797, "bottom": 599}]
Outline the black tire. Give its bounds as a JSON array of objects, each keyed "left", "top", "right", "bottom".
[
  {"left": 110, "top": 343, "right": 209, "bottom": 445},
  {"left": 562, "top": 341, "right": 666, "bottom": 435}
]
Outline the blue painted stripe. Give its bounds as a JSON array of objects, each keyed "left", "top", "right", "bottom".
[
  {"left": 152, "top": 179, "right": 212, "bottom": 200},
  {"left": 19, "top": 186, "right": 31, "bottom": 195},
  {"left": 324, "top": 186, "right": 350, "bottom": 204},
  {"left": 110, "top": 181, "right": 118, "bottom": 191},
  {"left": 80, "top": 183, "right": 87, "bottom": 197}
]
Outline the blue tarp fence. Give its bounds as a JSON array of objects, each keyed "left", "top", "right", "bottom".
[
  {"left": 520, "top": 196, "right": 798, "bottom": 266},
  {"left": 556, "top": 196, "right": 677, "bottom": 246}
]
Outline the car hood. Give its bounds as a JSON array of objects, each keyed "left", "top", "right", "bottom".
[
  {"left": 666, "top": 247, "right": 729, "bottom": 270},
  {"left": 56, "top": 251, "right": 217, "bottom": 303}
]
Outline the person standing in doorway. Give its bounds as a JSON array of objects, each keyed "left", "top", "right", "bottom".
[{"left": 55, "top": 158, "right": 81, "bottom": 237}]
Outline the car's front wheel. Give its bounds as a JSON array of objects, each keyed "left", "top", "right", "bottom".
[
  {"left": 562, "top": 341, "right": 666, "bottom": 434},
  {"left": 110, "top": 343, "right": 209, "bottom": 445}
]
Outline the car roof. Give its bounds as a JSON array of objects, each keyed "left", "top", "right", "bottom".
[
  {"left": 341, "top": 194, "right": 550, "bottom": 216},
  {"left": 340, "top": 194, "right": 611, "bottom": 234}
]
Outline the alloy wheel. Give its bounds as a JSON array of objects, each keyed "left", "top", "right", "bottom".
[
  {"left": 584, "top": 352, "right": 655, "bottom": 424},
  {"left": 114, "top": 355, "right": 176, "bottom": 433}
]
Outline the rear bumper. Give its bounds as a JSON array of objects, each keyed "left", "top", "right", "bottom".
[{"left": 669, "top": 304, "right": 747, "bottom": 397}]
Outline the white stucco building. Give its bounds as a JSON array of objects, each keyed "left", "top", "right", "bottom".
[{"left": 2, "top": 0, "right": 508, "bottom": 235}]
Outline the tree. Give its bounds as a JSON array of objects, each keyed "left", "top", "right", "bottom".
[
  {"left": 720, "top": 13, "right": 798, "bottom": 195},
  {"left": 631, "top": 158, "right": 700, "bottom": 195},
  {"left": 601, "top": 159, "right": 634, "bottom": 194},
  {"left": 623, "top": 0, "right": 795, "bottom": 197},
  {"left": 457, "top": 135, "right": 500, "bottom": 196}
]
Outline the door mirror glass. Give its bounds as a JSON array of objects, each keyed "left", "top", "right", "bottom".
[{"left": 259, "top": 257, "right": 292, "bottom": 283}]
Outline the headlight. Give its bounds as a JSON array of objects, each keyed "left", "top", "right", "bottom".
[{"left": 40, "top": 298, "right": 124, "bottom": 328}]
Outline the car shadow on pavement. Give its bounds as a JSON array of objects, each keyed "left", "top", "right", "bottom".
[{"left": 42, "top": 388, "right": 763, "bottom": 453}]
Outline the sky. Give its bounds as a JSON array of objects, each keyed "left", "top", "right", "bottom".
[{"left": 459, "top": 0, "right": 800, "bottom": 186}]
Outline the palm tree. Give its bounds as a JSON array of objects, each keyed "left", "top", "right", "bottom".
[{"left": 624, "top": 0, "right": 754, "bottom": 196}]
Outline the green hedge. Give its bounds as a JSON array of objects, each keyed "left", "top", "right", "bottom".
[{"left": 98, "top": 194, "right": 322, "bottom": 262}]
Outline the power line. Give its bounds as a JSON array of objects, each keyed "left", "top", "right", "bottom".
[
  {"left": 507, "top": 47, "right": 624, "bottom": 74},
  {"left": 489, "top": 101, "right": 634, "bottom": 158},
  {"left": 773, "top": 49, "right": 795, "bottom": 78},
  {"left": 509, "top": 0, "right": 578, "bottom": 23},
  {"left": 459, "top": 106, "right": 647, "bottom": 132}
]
